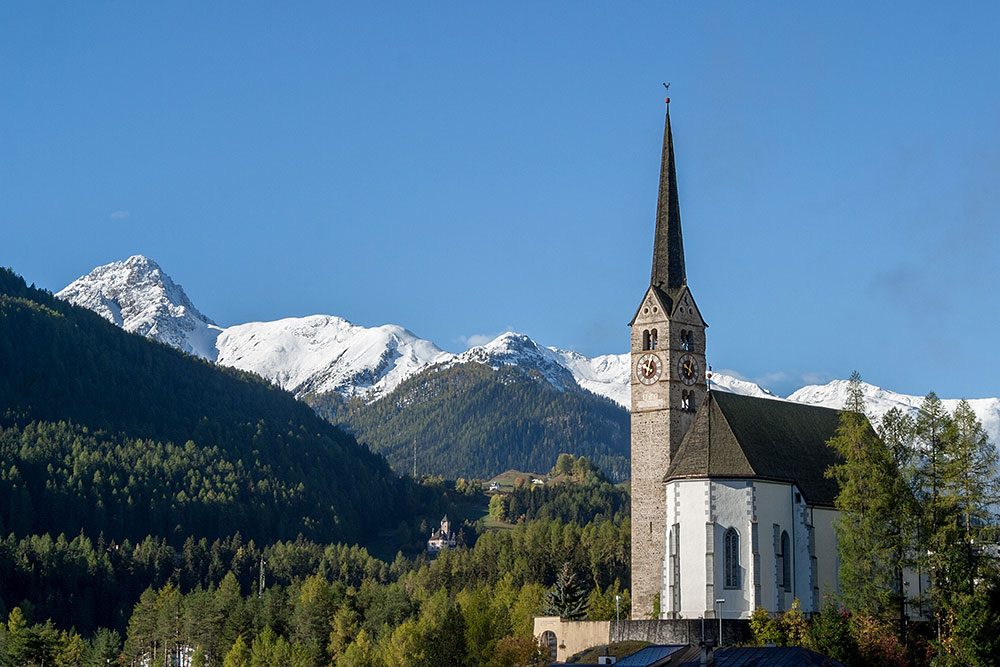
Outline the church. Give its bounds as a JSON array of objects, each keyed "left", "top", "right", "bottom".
[{"left": 629, "top": 100, "right": 847, "bottom": 621}]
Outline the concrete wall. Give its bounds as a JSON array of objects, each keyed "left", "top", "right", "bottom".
[
  {"left": 613, "top": 619, "right": 751, "bottom": 648},
  {"left": 532, "top": 617, "right": 610, "bottom": 664},
  {"left": 533, "top": 617, "right": 751, "bottom": 662}
]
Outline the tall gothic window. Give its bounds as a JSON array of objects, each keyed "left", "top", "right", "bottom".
[
  {"left": 724, "top": 528, "right": 740, "bottom": 588},
  {"left": 680, "top": 330, "right": 694, "bottom": 351},
  {"left": 650, "top": 329, "right": 658, "bottom": 350},
  {"left": 669, "top": 524, "right": 681, "bottom": 612},
  {"left": 642, "top": 330, "right": 651, "bottom": 350},
  {"left": 781, "top": 530, "right": 791, "bottom": 592}
]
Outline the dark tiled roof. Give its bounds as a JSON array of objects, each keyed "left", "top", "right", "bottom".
[
  {"left": 664, "top": 392, "right": 845, "bottom": 506},
  {"left": 677, "top": 646, "right": 846, "bottom": 666},
  {"left": 616, "top": 644, "right": 688, "bottom": 666}
]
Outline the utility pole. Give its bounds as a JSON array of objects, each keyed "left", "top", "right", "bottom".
[
  {"left": 259, "top": 555, "right": 266, "bottom": 598},
  {"left": 715, "top": 598, "right": 725, "bottom": 647}
]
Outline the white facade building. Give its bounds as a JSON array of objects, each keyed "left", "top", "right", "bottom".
[{"left": 658, "top": 391, "right": 844, "bottom": 619}]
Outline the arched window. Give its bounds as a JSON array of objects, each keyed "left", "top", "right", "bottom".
[
  {"left": 781, "top": 530, "right": 791, "bottom": 592},
  {"left": 724, "top": 527, "right": 740, "bottom": 588},
  {"left": 642, "top": 330, "right": 651, "bottom": 350},
  {"left": 650, "top": 329, "right": 658, "bottom": 350},
  {"left": 679, "top": 330, "right": 695, "bottom": 351},
  {"left": 541, "top": 631, "right": 558, "bottom": 660}
]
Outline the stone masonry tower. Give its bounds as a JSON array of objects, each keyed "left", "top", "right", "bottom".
[{"left": 629, "top": 100, "right": 707, "bottom": 618}]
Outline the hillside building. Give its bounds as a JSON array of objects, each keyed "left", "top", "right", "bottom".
[{"left": 427, "top": 515, "right": 457, "bottom": 553}]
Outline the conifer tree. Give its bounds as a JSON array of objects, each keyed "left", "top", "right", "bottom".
[
  {"left": 912, "top": 392, "right": 957, "bottom": 630},
  {"left": 948, "top": 400, "right": 1000, "bottom": 596},
  {"left": 826, "top": 373, "right": 912, "bottom": 623},
  {"left": 222, "top": 635, "right": 250, "bottom": 667},
  {"left": 540, "top": 562, "right": 588, "bottom": 620},
  {"left": 876, "top": 406, "right": 920, "bottom": 641}
]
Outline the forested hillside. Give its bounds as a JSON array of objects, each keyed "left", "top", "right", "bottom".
[
  {"left": 311, "top": 362, "right": 630, "bottom": 481},
  {"left": 0, "top": 268, "right": 415, "bottom": 546}
]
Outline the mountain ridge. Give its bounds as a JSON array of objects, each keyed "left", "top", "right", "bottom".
[{"left": 57, "top": 255, "right": 1000, "bottom": 447}]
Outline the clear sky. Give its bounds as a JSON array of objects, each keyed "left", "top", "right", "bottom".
[{"left": 2, "top": 2, "right": 998, "bottom": 399}]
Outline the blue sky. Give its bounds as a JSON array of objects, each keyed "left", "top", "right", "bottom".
[{"left": 2, "top": 2, "right": 998, "bottom": 398}]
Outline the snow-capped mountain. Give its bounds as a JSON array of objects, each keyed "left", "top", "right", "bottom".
[
  {"left": 451, "top": 332, "right": 579, "bottom": 391},
  {"left": 551, "top": 349, "right": 632, "bottom": 407},
  {"left": 57, "top": 256, "right": 1000, "bottom": 448},
  {"left": 708, "top": 373, "right": 778, "bottom": 399},
  {"left": 57, "top": 256, "right": 452, "bottom": 400},
  {"left": 216, "top": 316, "right": 451, "bottom": 399},
  {"left": 56, "top": 256, "right": 223, "bottom": 359},
  {"left": 789, "top": 379, "right": 1000, "bottom": 445}
]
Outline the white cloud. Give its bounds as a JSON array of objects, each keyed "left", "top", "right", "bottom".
[
  {"left": 456, "top": 326, "right": 518, "bottom": 349},
  {"left": 751, "top": 370, "right": 836, "bottom": 396},
  {"left": 110, "top": 210, "right": 130, "bottom": 220},
  {"left": 459, "top": 333, "right": 495, "bottom": 347}
]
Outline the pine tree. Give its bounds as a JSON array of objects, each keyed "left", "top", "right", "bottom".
[
  {"left": 222, "top": 635, "right": 251, "bottom": 667},
  {"left": 948, "top": 400, "right": 1000, "bottom": 596},
  {"left": 913, "top": 392, "right": 957, "bottom": 633},
  {"left": 877, "top": 406, "right": 920, "bottom": 642},
  {"left": 540, "top": 562, "right": 588, "bottom": 620},
  {"left": 826, "top": 373, "right": 912, "bottom": 625}
]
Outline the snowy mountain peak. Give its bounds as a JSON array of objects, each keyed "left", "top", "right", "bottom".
[
  {"left": 56, "top": 255, "right": 222, "bottom": 359},
  {"left": 708, "top": 373, "right": 778, "bottom": 399},
  {"left": 454, "top": 332, "right": 578, "bottom": 390},
  {"left": 216, "top": 315, "right": 452, "bottom": 400},
  {"left": 57, "top": 257, "right": 1000, "bottom": 450},
  {"left": 788, "top": 379, "right": 1000, "bottom": 444}
]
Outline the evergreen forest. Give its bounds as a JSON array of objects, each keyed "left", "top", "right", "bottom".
[
  {"left": 312, "top": 362, "right": 630, "bottom": 482},
  {"left": 0, "top": 266, "right": 632, "bottom": 666},
  {"left": 0, "top": 268, "right": 424, "bottom": 546}
]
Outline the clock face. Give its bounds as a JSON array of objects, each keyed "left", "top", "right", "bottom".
[
  {"left": 678, "top": 353, "right": 699, "bottom": 386},
  {"left": 636, "top": 353, "right": 662, "bottom": 385}
]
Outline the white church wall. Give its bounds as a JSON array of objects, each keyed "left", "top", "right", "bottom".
[
  {"left": 664, "top": 479, "right": 709, "bottom": 619},
  {"left": 662, "top": 479, "right": 851, "bottom": 619},
  {"left": 708, "top": 480, "right": 755, "bottom": 620},
  {"left": 812, "top": 506, "right": 840, "bottom": 605},
  {"left": 750, "top": 481, "right": 796, "bottom": 613}
]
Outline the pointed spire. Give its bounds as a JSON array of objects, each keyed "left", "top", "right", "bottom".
[{"left": 650, "top": 100, "right": 686, "bottom": 291}]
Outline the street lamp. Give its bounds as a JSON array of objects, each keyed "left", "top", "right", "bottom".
[
  {"left": 715, "top": 598, "right": 725, "bottom": 647},
  {"left": 615, "top": 594, "right": 621, "bottom": 623}
]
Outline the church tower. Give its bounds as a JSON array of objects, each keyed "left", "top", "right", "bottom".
[{"left": 630, "top": 100, "right": 707, "bottom": 618}]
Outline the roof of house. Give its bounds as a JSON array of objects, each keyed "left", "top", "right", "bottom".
[
  {"left": 664, "top": 391, "right": 847, "bottom": 507},
  {"left": 678, "top": 646, "right": 847, "bottom": 666},
  {"left": 616, "top": 644, "right": 691, "bottom": 666}
]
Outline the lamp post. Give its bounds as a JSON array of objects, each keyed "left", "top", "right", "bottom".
[
  {"left": 715, "top": 598, "right": 725, "bottom": 647},
  {"left": 615, "top": 594, "right": 621, "bottom": 623}
]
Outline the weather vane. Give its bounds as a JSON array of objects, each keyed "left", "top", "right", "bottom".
[{"left": 663, "top": 82, "right": 670, "bottom": 104}]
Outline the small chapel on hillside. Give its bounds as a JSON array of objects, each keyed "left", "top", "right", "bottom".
[{"left": 629, "top": 101, "right": 878, "bottom": 621}]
